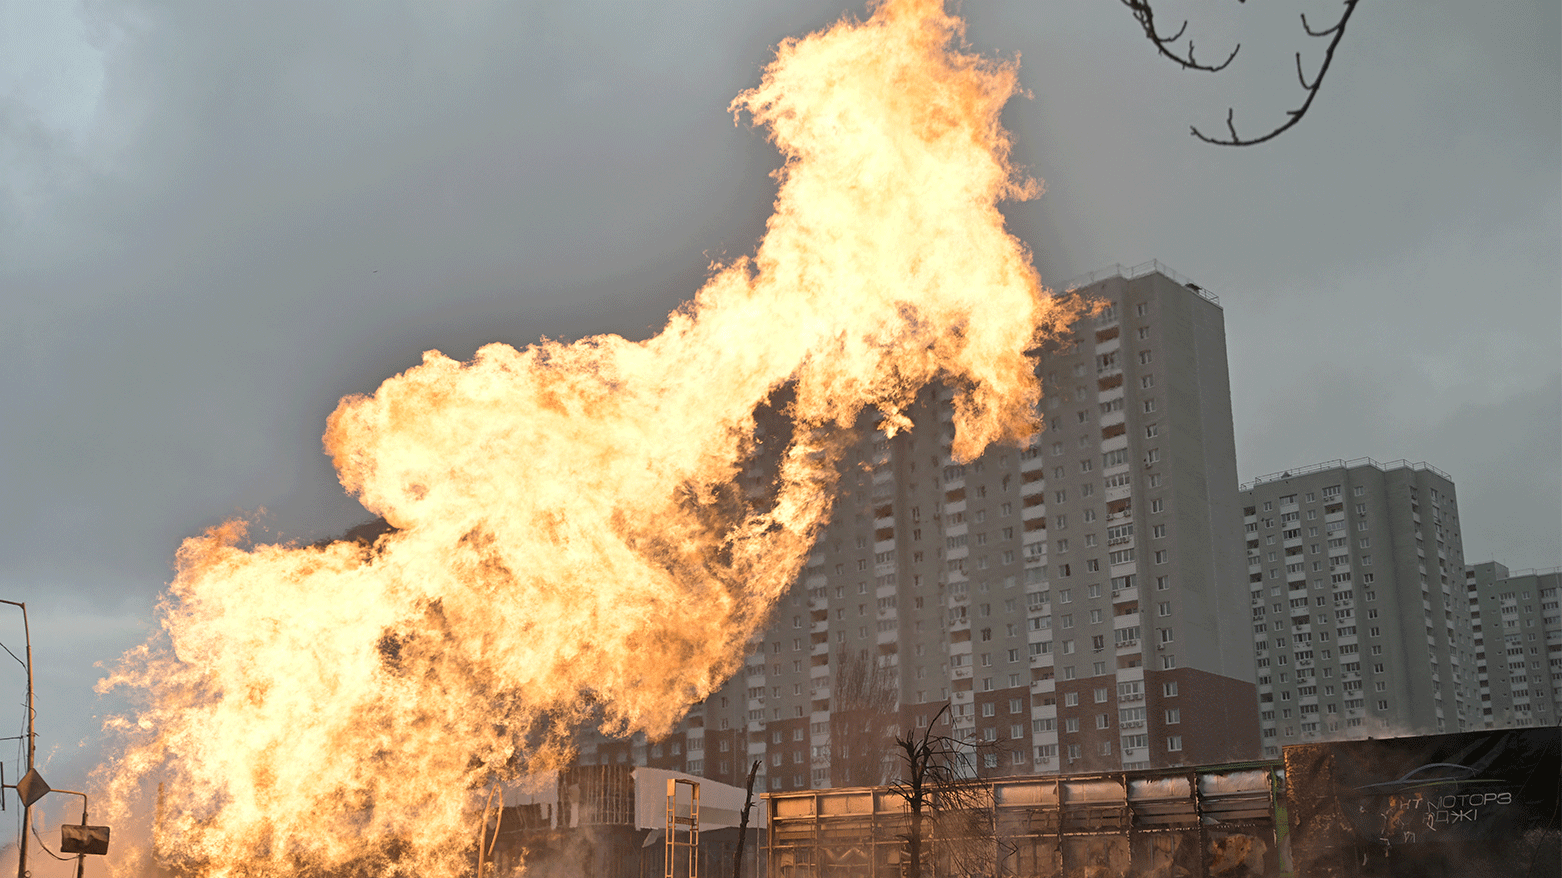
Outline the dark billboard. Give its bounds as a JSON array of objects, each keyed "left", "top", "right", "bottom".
[{"left": 1285, "top": 727, "right": 1561, "bottom": 877}]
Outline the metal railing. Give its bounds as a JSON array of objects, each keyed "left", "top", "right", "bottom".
[
  {"left": 1241, "top": 457, "right": 1454, "bottom": 491},
  {"left": 1059, "top": 259, "right": 1219, "bottom": 305}
]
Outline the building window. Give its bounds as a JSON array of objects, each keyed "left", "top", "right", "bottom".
[
  {"left": 1166, "top": 735, "right": 1183, "bottom": 752},
  {"left": 1163, "top": 682, "right": 1178, "bottom": 697}
]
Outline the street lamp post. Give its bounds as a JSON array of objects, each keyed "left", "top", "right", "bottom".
[
  {"left": 46, "top": 790, "right": 91, "bottom": 878},
  {"left": 0, "top": 601, "right": 35, "bottom": 878},
  {"left": 0, "top": 601, "right": 110, "bottom": 877}
]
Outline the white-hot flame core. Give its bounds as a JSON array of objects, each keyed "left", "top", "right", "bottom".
[{"left": 97, "top": 1, "right": 1079, "bottom": 874}]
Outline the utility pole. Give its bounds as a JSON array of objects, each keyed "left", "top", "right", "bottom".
[{"left": 0, "top": 601, "right": 34, "bottom": 878}]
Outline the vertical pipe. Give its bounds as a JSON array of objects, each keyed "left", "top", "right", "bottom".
[
  {"left": 20, "top": 606, "right": 32, "bottom": 783},
  {"left": 75, "top": 795, "right": 88, "bottom": 878}
]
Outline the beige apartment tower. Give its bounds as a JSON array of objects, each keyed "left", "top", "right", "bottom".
[
  {"left": 578, "top": 264, "right": 1260, "bottom": 790},
  {"left": 1466, "top": 562, "right": 1562, "bottom": 729},
  {"left": 1239, "top": 459, "right": 1477, "bottom": 755}
]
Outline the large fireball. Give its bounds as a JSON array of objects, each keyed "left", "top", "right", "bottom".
[{"left": 98, "top": 2, "right": 1078, "bottom": 874}]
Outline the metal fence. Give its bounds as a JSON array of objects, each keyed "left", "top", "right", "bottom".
[{"left": 765, "top": 762, "right": 1287, "bottom": 878}]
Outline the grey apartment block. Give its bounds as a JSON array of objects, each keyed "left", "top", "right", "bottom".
[
  {"left": 573, "top": 264, "right": 1259, "bottom": 792},
  {"left": 1239, "top": 460, "right": 1476, "bottom": 756},
  {"left": 1466, "top": 562, "right": 1562, "bottom": 729}
]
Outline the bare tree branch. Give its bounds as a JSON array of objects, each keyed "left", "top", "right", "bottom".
[
  {"left": 830, "top": 646, "right": 900, "bottom": 787},
  {"left": 1119, "top": 0, "right": 1240, "bottom": 73},
  {"left": 886, "top": 704, "right": 1009, "bottom": 878},
  {"left": 1191, "top": 0, "right": 1361, "bottom": 146}
]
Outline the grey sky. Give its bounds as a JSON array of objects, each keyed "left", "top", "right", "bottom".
[{"left": 0, "top": 0, "right": 1557, "bottom": 805}]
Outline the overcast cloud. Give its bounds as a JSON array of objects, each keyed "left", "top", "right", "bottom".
[{"left": 0, "top": 0, "right": 1557, "bottom": 793}]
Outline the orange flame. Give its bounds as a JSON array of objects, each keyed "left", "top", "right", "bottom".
[{"left": 98, "top": 1, "right": 1079, "bottom": 874}]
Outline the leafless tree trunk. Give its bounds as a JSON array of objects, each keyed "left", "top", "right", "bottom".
[
  {"left": 886, "top": 704, "right": 1004, "bottom": 878},
  {"left": 731, "top": 760, "right": 760, "bottom": 878}
]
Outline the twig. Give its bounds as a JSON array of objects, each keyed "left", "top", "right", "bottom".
[
  {"left": 1119, "top": 0, "right": 1240, "bottom": 72},
  {"left": 1191, "top": 0, "right": 1361, "bottom": 146}
]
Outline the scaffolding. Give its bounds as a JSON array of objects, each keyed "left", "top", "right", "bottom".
[{"left": 666, "top": 778, "right": 701, "bottom": 878}]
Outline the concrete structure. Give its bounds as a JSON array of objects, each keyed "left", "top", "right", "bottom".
[
  {"left": 579, "top": 262, "right": 1260, "bottom": 790},
  {"left": 1238, "top": 459, "right": 1476, "bottom": 754},
  {"left": 1465, "top": 562, "right": 1562, "bottom": 728},
  {"left": 492, "top": 766, "right": 765, "bottom": 878}
]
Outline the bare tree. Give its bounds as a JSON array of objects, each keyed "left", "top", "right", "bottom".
[
  {"left": 829, "top": 646, "right": 900, "bottom": 787},
  {"left": 1123, "top": 0, "right": 1363, "bottom": 145},
  {"left": 731, "top": 760, "right": 760, "bottom": 878},
  {"left": 887, "top": 704, "right": 1008, "bottom": 878}
]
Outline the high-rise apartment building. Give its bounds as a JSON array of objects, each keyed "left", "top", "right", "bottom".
[
  {"left": 1238, "top": 460, "right": 1477, "bottom": 755},
  {"left": 1465, "top": 562, "right": 1562, "bottom": 729},
  {"left": 576, "top": 263, "right": 1260, "bottom": 791}
]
